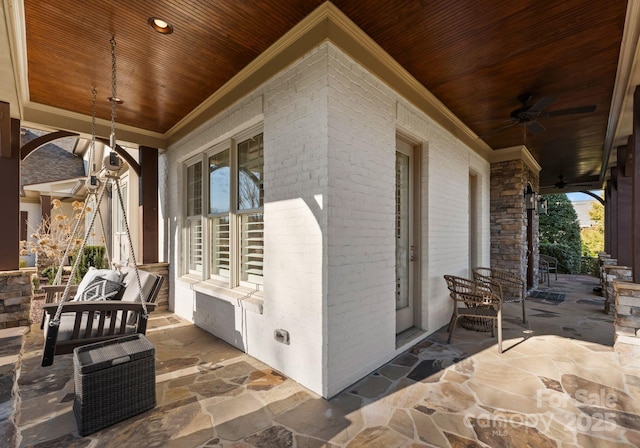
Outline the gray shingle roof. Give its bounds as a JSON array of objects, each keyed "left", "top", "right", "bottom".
[{"left": 21, "top": 129, "right": 85, "bottom": 186}]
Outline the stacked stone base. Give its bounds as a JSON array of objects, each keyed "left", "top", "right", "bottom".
[
  {"left": 137, "top": 263, "right": 169, "bottom": 311},
  {"left": 614, "top": 280, "right": 640, "bottom": 367},
  {"left": 598, "top": 253, "right": 616, "bottom": 293},
  {"left": 0, "top": 270, "right": 33, "bottom": 329},
  {"left": 0, "top": 327, "right": 28, "bottom": 448},
  {"left": 603, "top": 265, "right": 632, "bottom": 314}
]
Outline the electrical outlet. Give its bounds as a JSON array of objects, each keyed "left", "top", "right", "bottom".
[{"left": 274, "top": 329, "right": 290, "bottom": 345}]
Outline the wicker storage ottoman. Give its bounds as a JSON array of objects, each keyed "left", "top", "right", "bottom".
[{"left": 73, "top": 334, "right": 156, "bottom": 436}]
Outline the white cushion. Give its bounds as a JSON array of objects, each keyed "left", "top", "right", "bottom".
[
  {"left": 77, "top": 276, "right": 125, "bottom": 301},
  {"left": 72, "top": 267, "right": 123, "bottom": 301},
  {"left": 119, "top": 268, "right": 155, "bottom": 303}
]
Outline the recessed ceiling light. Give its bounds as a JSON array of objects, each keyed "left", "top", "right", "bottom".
[{"left": 148, "top": 17, "right": 174, "bottom": 34}]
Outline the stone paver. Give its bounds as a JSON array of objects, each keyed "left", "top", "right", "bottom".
[{"left": 11, "top": 274, "right": 640, "bottom": 447}]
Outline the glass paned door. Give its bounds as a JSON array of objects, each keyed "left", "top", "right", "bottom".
[{"left": 396, "top": 139, "right": 414, "bottom": 333}]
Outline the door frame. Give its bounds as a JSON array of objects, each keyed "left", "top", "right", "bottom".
[{"left": 395, "top": 135, "right": 422, "bottom": 334}]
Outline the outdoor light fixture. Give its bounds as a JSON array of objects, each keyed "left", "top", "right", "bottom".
[
  {"left": 148, "top": 17, "right": 174, "bottom": 34},
  {"left": 525, "top": 191, "right": 537, "bottom": 210},
  {"left": 538, "top": 197, "right": 548, "bottom": 215}
]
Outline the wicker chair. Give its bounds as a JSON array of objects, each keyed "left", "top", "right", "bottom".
[
  {"left": 443, "top": 275, "right": 503, "bottom": 353},
  {"left": 539, "top": 254, "right": 558, "bottom": 286},
  {"left": 473, "top": 267, "right": 527, "bottom": 324}
]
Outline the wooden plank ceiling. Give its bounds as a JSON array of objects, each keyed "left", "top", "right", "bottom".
[{"left": 24, "top": 0, "right": 627, "bottom": 189}]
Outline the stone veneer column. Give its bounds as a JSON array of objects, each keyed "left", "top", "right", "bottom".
[
  {"left": 603, "top": 265, "right": 632, "bottom": 314},
  {"left": 0, "top": 270, "right": 32, "bottom": 328},
  {"left": 490, "top": 153, "right": 540, "bottom": 284},
  {"left": 614, "top": 280, "right": 640, "bottom": 366}
]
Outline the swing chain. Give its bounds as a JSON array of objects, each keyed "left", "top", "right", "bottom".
[
  {"left": 53, "top": 87, "right": 99, "bottom": 285},
  {"left": 109, "top": 35, "right": 119, "bottom": 151},
  {"left": 114, "top": 177, "right": 148, "bottom": 317},
  {"left": 90, "top": 87, "right": 97, "bottom": 173},
  {"left": 51, "top": 180, "right": 109, "bottom": 323},
  {"left": 52, "top": 198, "right": 92, "bottom": 286}
]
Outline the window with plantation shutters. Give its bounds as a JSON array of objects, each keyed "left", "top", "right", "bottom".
[
  {"left": 184, "top": 129, "right": 263, "bottom": 291},
  {"left": 237, "top": 134, "right": 264, "bottom": 287},
  {"left": 208, "top": 149, "right": 231, "bottom": 279},
  {"left": 186, "top": 161, "right": 203, "bottom": 274}
]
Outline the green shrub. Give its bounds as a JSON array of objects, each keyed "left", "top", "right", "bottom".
[
  {"left": 73, "top": 246, "right": 106, "bottom": 283},
  {"left": 19, "top": 259, "right": 28, "bottom": 268},
  {"left": 539, "top": 194, "right": 582, "bottom": 275},
  {"left": 580, "top": 256, "right": 599, "bottom": 277},
  {"left": 540, "top": 242, "right": 582, "bottom": 274},
  {"left": 41, "top": 265, "right": 56, "bottom": 285},
  {"left": 32, "top": 275, "right": 40, "bottom": 292}
]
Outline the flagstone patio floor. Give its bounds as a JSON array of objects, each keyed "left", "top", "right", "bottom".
[{"left": 9, "top": 274, "right": 640, "bottom": 447}]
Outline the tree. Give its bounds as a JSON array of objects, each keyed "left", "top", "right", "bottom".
[
  {"left": 20, "top": 199, "right": 87, "bottom": 283},
  {"left": 538, "top": 194, "right": 582, "bottom": 274},
  {"left": 581, "top": 201, "right": 604, "bottom": 257}
]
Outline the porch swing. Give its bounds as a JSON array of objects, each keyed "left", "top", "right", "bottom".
[{"left": 41, "top": 37, "right": 162, "bottom": 367}]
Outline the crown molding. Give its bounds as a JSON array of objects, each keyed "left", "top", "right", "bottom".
[
  {"left": 167, "top": 2, "right": 493, "bottom": 160},
  {"left": 491, "top": 145, "right": 541, "bottom": 174},
  {"left": 22, "top": 102, "right": 165, "bottom": 149},
  {"left": 10, "top": 0, "right": 494, "bottom": 158},
  {"left": 166, "top": 3, "right": 332, "bottom": 145},
  {"left": 3, "top": 0, "right": 26, "bottom": 117},
  {"left": 323, "top": 3, "right": 492, "bottom": 159}
]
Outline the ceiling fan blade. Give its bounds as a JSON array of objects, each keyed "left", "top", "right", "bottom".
[
  {"left": 540, "top": 105, "right": 597, "bottom": 118},
  {"left": 525, "top": 120, "right": 545, "bottom": 134},
  {"left": 526, "top": 96, "right": 556, "bottom": 113},
  {"left": 485, "top": 120, "right": 519, "bottom": 135}
]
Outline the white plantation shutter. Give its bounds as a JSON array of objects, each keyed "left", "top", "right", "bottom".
[
  {"left": 187, "top": 161, "right": 203, "bottom": 274},
  {"left": 210, "top": 216, "right": 230, "bottom": 279},
  {"left": 188, "top": 219, "right": 203, "bottom": 273},
  {"left": 241, "top": 213, "right": 264, "bottom": 286}
]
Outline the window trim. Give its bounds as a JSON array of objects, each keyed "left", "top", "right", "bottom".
[
  {"left": 184, "top": 157, "right": 204, "bottom": 276},
  {"left": 207, "top": 142, "right": 233, "bottom": 283},
  {"left": 182, "top": 124, "right": 264, "bottom": 291}
]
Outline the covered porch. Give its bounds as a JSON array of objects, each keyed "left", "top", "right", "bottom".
[
  {"left": 1, "top": 3, "right": 640, "bottom": 445},
  {"left": 5, "top": 274, "right": 638, "bottom": 447}
]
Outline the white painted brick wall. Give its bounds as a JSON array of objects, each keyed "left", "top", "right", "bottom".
[
  {"left": 325, "top": 45, "right": 397, "bottom": 396},
  {"left": 322, "top": 46, "right": 491, "bottom": 396},
  {"left": 257, "top": 44, "right": 330, "bottom": 393},
  {"left": 395, "top": 100, "right": 491, "bottom": 333},
  {"left": 160, "top": 41, "right": 491, "bottom": 398},
  {"left": 470, "top": 150, "right": 492, "bottom": 270},
  {"left": 163, "top": 45, "right": 330, "bottom": 395}
]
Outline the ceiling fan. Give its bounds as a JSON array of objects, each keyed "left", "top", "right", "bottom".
[
  {"left": 553, "top": 174, "right": 595, "bottom": 189},
  {"left": 555, "top": 175, "right": 569, "bottom": 189},
  {"left": 503, "top": 94, "right": 597, "bottom": 134}
]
